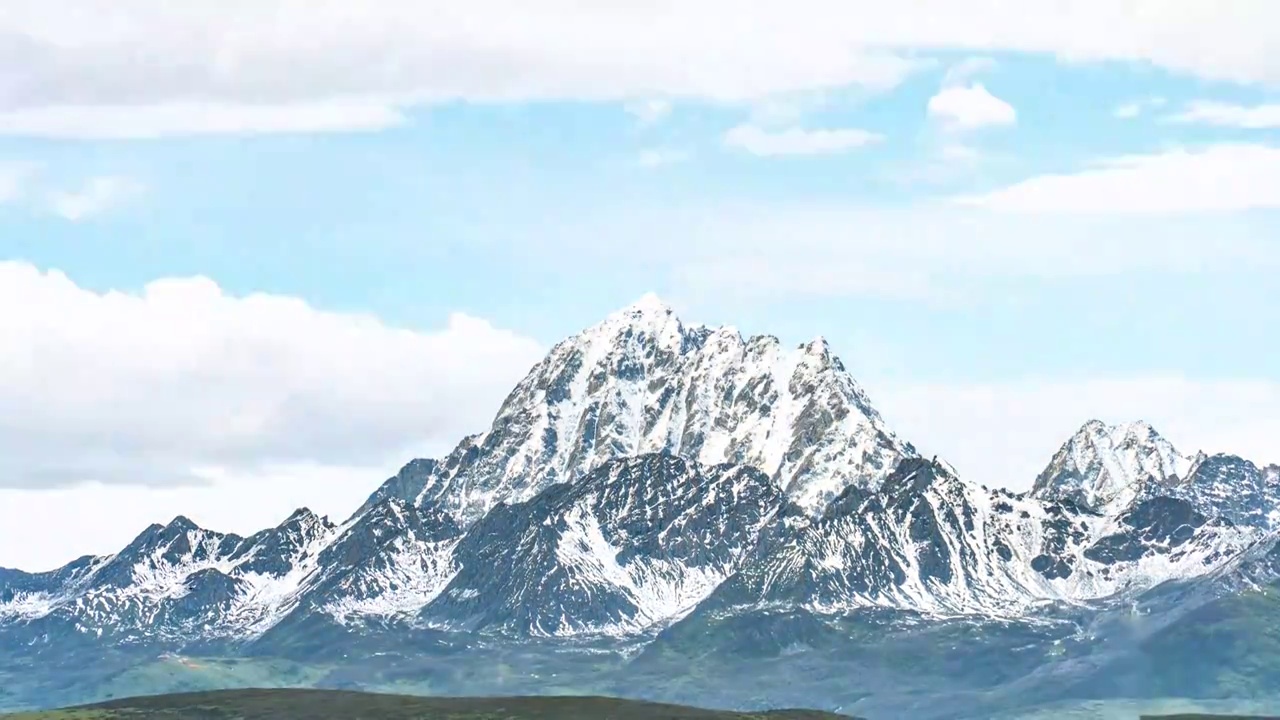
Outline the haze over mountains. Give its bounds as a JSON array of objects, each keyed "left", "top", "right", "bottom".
[{"left": 2, "top": 296, "right": 1278, "bottom": 718}]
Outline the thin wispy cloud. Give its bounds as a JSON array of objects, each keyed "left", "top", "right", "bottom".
[
  {"left": 625, "top": 99, "right": 673, "bottom": 127},
  {"left": 0, "top": 162, "right": 38, "bottom": 203},
  {"left": 942, "top": 57, "right": 997, "bottom": 86},
  {"left": 723, "top": 124, "right": 883, "bottom": 157},
  {"left": 47, "top": 176, "right": 147, "bottom": 221},
  {"left": 1113, "top": 96, "right": 1167, "bottom": 119},
  {"left": 954, "top": 144, "right": 1280, "bottom": 214},
  {"left": 0, "top": 102, "right": 408, "bottom": 140},
  {"left": 1168, "top": 100, "right": 1280, "bottom": 128},
  {"left": 637, "top": 147, "right": 690, "bottom": 168}
]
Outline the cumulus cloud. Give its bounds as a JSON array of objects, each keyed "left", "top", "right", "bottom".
[
  {"left": 927, "top": 83, "right": 1017, "bottom": 130},
  {"left": 1168, "top": 100, "right": 1280, "bottom": 128},
  {"left": 1, "top": 1, "right": 1278, "bottom": 137},
  {"left": 873, "top": 377, "right": 1280, "bottom": 492},
  {"left": 47, "top": 176, "right": 145, "bottom": 220},
  {"left": 0, "top": 261, "right": 545, "bottom": 490},
  {"left": 955, "top": 143, "right": 1280, "bottom": 213},
  {"left": 723, "top": 124, "right": 883, "bottom": 156}
]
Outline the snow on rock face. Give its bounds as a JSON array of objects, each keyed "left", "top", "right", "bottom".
[
  {"left": 421, "top": 453, "right": 789, "bottom": 637},
  {"left": 1169, "top": 454, "right": 1280, "bottom": 530},
  {"left": 301, "top": 498, "right": 461, "bottom": 624},
  {"left": 1031, "top": 420, "right": 1196, "bottom": 514},
  {"left": 384, "top": 295, "right": 914, "bottom": 525},
  {"left": 693, "top": 458, "right": 1259, "bottom": 619},
  {"left": 0, "top": 510, "right": 340, "bottom": 642},
  {"left": 5, "top": 298, "right": 1276, "bottom": 649}
]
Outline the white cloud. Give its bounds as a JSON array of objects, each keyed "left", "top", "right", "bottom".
[
  {"left": 747, "top": 98, "right": 810, "bottom": 129},
  {"left": 1111, "top": 103, "right": 1141, "bottom": 118},
  {"left": 1168, "top": 100, "right": 1280, "bottom": 128},
  {"left": 873, "top": 377, "right": 1280, "bottom": 492},
  {"left": 0, "top": 465, "right": 385, "bottom": 571},
  {"left": 724, "top": 124, "right": 883, "bottom": 156},
  {"left": 47, "top": 176, "right": 145, "bottom": 220},
  {"left": 1114, "top": 96, "right": 1166, "bottom": 119},
  {"left": 0, "top": 261, "right": 545, "bottom": 492},
  {"left": 625, "top": 99, "right": 673, "bottom": 127},
  {"left": 942, "top": 56, "right": 997, "bottom": 86},
  {"left": 940, "top": 144, "right": 982, "bottom": 161},
  {"left": 1114, "top": 103, "right": 1142, "bottom": 119},
  {"left": 0, "top": 102, "right": 408, "bottom": 139},
  {"left": 1, "top": 1, "right": 1278, "bottom": 137},
  {"left": 956, "top": 143, "right": 1280, "bottom": 213},
  {"left": 637, "top": 147, "right": 690, "bottom": 168},
  {"left": 927, "top": 83, "right": 1017, "bottom": 130},
  {"left": 571, "top": 202, "right": 1280, "bottom": 301}
]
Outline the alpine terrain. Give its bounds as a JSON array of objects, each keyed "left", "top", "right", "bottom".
[{"left": 2, "top": 296, "right": 1278, "bottom": 719}]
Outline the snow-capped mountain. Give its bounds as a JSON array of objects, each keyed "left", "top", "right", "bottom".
[
  {"left": 1031, "top": 420, "right": 1196, "bottom": 514},
  {"left": 0, "top": 509, "right": 337, "bottom": 644},
  {"left": 1032, "top": 419, "right": 1280, "bottom": 530},
  {"left": 2, "top": 296, "right": 1277, "bottom": 659},
  {"left": 372, "top": 294, "right": 916, "bottom": 524}
]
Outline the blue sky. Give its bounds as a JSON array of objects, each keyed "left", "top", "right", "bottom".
[{"left": 1, "top": 1, "right": 1278, "bottom": 569}]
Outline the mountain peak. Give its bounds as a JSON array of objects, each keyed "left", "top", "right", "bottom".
[
  {"left": 572, "top": 293, "right": 688, "bottom": 353},
  {"left": 393, "top": 298, "right": 915, "bottom": 524},
  {"left": 280, "top": 507, "right": 330, "bottom": 529},
  {"left": 803, "top": 336, "right": 831, "bottom": 354},
  {"left": 618, "top": 292, "right": 674, "bottom": 316},
  {"left": 166, "top": 514, "right": 199, "bottom": 531},
  {"left": 602, "top": 293, "right": 680, "bottom": 328},
  {"left": 1031, "top": 418, "right": 1194, "bottom": 512},
  {"left": 1077, "top": 418, "right": 1157, "bottom": 440}
]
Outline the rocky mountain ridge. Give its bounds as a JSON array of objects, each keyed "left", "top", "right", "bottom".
[{"left": 2, "top": 296, "right": 1276, "bottom": 653}]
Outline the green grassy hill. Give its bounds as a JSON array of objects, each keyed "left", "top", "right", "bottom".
[{"left": 0, "top": 688, "right": 861, "bottom": 720}]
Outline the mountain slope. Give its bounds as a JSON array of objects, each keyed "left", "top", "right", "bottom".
[
  {"left": 1171, "top": 455, "right": 1280, "bottom": 530},
  {"left": 663, "top": 458, "right": 1257, "bottom": 624},
  {"left": 421, "top": 453, "right": 790, "bottom": 637}
]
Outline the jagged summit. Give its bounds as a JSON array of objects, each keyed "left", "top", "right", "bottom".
[
  {"left": 614, "top": 292, "right": 676, "bottom": 317},
  {"left": 166, "top": 514, "right": 199, "bottom": 531},
  {"left": 593, "top": 293, "right": 685, "bottom": 337},
  {"left": 1031, "top": 418, "right": 1194, "bottom": 513}
]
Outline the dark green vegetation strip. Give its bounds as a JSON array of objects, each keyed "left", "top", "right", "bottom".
[
  {"left": 1140, "top": 715, "right": 1280, "bottom": 719},
  {"left": 0, "top": 688, "right": 860, "bottom": 720}
]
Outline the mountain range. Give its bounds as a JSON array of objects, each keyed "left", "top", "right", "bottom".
[{"left": 3, "top": 295, "right": 1278, "bottom": 719}]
